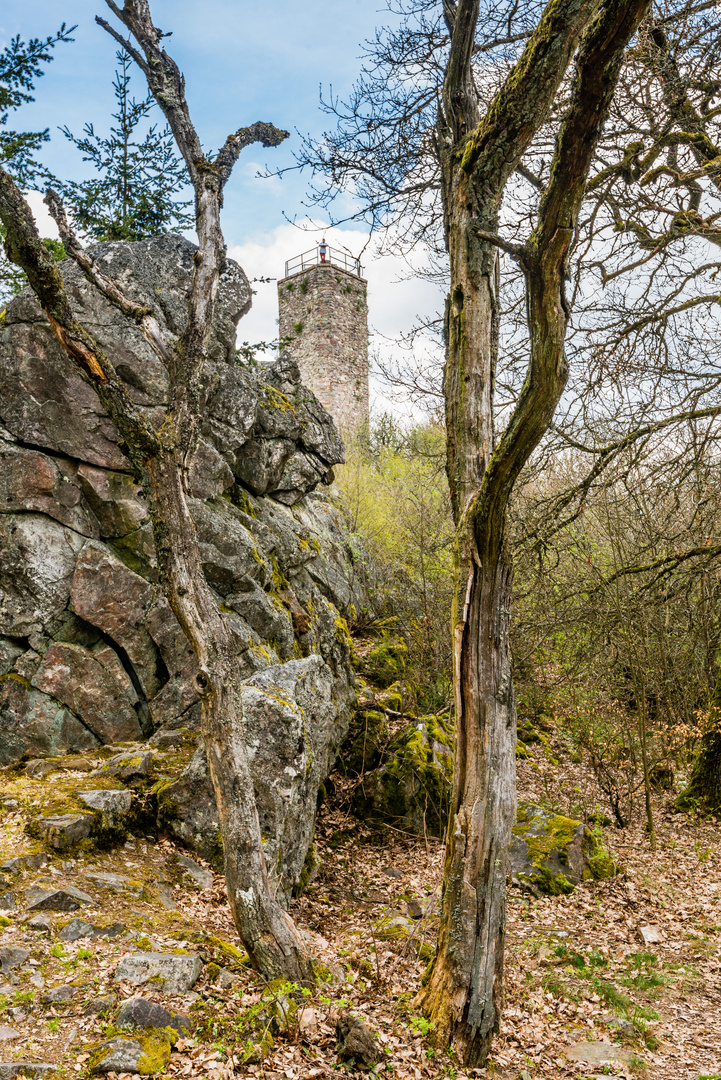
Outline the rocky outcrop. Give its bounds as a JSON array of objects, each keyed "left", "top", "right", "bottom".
[{"left": 0, "top": 235, "right": 365, "bottom": 900}]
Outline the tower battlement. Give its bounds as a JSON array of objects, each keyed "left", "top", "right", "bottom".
[{"left": 277, "top": 245, "right": 369, "bottom": 435}]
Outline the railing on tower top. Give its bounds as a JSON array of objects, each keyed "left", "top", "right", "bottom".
[{"left": 284, "top": 245, "right": 363, "bottom": 278}]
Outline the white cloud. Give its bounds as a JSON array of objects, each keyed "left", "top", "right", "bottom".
[
  {"left": 229, "top": 222, "right": 445, "bottom": 420},
  {"left": 25, "top": 191, "right": 60, "bottom": 239}
]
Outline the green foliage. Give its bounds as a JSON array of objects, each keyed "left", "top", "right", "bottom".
[
  {"left": 409, "top": 1014, "right": 433, "bottom": 1037},
  {"left": 336, "top": 416, "right": 454, "bottom": 711},
  {"left": 0, "top": 23, "right": 75, "bottom": 186},
  {"left": 58, "top": 51, "right": 191, "bottom": 241},
  {"left": 0, "top": 24, "right": 73, "bottom": 301}
]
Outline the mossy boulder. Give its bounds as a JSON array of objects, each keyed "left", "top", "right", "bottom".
[
  {"left": 358, "top": 637, "right": 408, "bottom": 688},
  {"left": 510, "top": 803, "right": 619, "bottom": 896},
  {"left": 87, "top": 1032, "right": 171, "bottom": 1074},
  {"left": 353, "top": 715, "right": 453, "bottom": 837},
  {"left": 339, "top": 709, "right": 388, "bottom": 776},
  {"left": 516, "top": 719, "right": 559, "bottom": 764},
  {"left": 371, "top": 914, "right": 434, "bottom": 959}
]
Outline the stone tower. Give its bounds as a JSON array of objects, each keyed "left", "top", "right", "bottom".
[{"left": 277, "top": 244, "right": 369, "bottom": 434}]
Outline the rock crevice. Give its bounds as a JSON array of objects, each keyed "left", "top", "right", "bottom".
[{"left": 0, "top": 234, "right": 365, "bottom": 901}]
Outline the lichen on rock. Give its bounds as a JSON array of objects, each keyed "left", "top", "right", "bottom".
[
  {"left": 510, "top": 802, "right": 619, "bottom": 896},
  {"left": 0, "top": 234, "right": 370, "bottom": 903}
]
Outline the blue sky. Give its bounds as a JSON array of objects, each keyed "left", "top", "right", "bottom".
[
  {"left": 4, "top": 0, "right": 385, "bottom": 240},
  {"left": 3, "top": 0, "right": 444, "bottom": 413}
]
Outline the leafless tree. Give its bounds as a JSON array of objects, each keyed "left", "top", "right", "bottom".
[{"left": 0, "top": 0, "right": 316, "bottom": 982}]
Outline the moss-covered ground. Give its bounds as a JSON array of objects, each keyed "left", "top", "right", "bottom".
[{"left": 0, "top": 719, "right": 718, "bottom": 1080}]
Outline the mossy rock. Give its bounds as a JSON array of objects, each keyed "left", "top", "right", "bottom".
[
  {"left": 339, "top": 709, "right": 388, "bottom": 776},
  {"left": 352, "top": 715, "right": 453, "bottom": 838},
  {"left": 510, "top": 802, "right": 619, "bottom": 896},
  {"left": 358, "top": 637, "right": 408, "bottom": 688},
  {"left": 87, "top": 1031, "right": 171, "bottom": 1074},
  {"left": 372, "top": 915, "right": 433, "bottom": 959},
  {"left": 517, "top": 718, "right": 542, "bottom": 744}
]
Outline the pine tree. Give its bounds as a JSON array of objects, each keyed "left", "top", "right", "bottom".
[
  {"left": 0, "top": 24, "right": 74, "bottom": 302},
  {"left": 59, "top": 51, "right": 191, "bottom": 241},
  {"left": 0, "top": 24, "right": 75, "bottom": 187}
]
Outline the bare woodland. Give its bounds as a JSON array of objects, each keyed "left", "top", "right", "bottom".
[{"left": 1, "top": 0, "right": 721, "bottom": 1076}]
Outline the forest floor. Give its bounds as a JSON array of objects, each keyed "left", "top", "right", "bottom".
[{"left": 0, "top": 736, "right": 719, "bottom": 1080}]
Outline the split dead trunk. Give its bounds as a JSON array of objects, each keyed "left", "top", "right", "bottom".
[
  {"left": 418, "top": 0, "right": 651, "bottom": 1063},
  {"left": 420, "top": 545, "right": 516, "bottom": 1061}
]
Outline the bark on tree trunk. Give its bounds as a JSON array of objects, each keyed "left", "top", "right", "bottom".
[
  {"left": 420, "top": 543, "right": 516, "bottom": 1062},
  {"left": 147, "top": 451, "right": 315, "bottom": 981},
  {"left": 418, "top": 0, "right": 651, "bottom": 1063}
]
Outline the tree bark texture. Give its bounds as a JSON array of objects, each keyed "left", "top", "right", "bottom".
[
  {"left": 0, "top": 0, "right": 312, "bottom": 983},
  {"left": 419, "top": 0, "right": 651, "bottom": 1063}
]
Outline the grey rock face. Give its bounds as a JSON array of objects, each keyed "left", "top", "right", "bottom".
[
  {"left": 88, "top": 1035, "right": 170, "bottom": 1075},
  {"left": 83, "top": 996, "right": 116, "bottom": 1015},
  {"left": 0, "top": 236, "right": 364, "bottom": 900},
  {"left": 1, "top": 855, "right": 46, "bottom": 873},
  {"left": 167, "top": 854, "right": 213, "bottom": 891},
  {"left": 35, "top": 814, "right": 94, "bottom": 851},
  {"left": 32, "top": 642, "right": 142, "bottom": 745},
  {"left": 25, "top": 885, "right": 92, "bottom": 911},
  {"left": 0, "top": 512, "right": 86, "bottom": 637},
  {"left": 116, "top": 996, "right": 191, "bottom": 1038},
  {"left": 0, "top": 678, "right": 100, "bottom": 766},
  {"left": 0, "top": 1066, "right": 57, "bottom": 1079},
  {"left": 40, "top": 985, "right": 75, "bottom": 1004},
  {"left": 113, "top": 951, "right": 203, "bottom": 994},
  {"left": 95, "top": 751, "right": 154, "bottom": 781},
  {"left": 84, "top": 872, "right": 143, "bottom": 897},
  {"left": 0, "top": 949, "right": 30, "bottom": 973},
  {"left": 159, "top": 655, "right": 345, "bottom": 902},
  {"left": 58, "top": 919, "right": 125, "bottom": 942},
  {"left": 76, "top": 789, "right": 132, "bottom": 828},
  {"left": 26, "top": 916, "right": 51, "bottom": 933}
]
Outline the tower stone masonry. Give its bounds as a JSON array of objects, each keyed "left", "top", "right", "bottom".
[{"left": 277, "top": 248, "right": 369, "bottom": 434}]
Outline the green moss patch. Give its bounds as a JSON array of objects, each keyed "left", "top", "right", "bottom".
[
  {"left": 511, "top": 803, "right": 619, "bottom": 896},
  {"left": 358, "top": 636, "right": 408, "bottom": 688},
  {"left": 353, "top": 716, "right": 453, "bottom": 837}
]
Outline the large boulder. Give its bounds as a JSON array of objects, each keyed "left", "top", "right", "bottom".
[
  {"left": 0, "top": 236, "right": 366, "bottom": 896},
  {"left": 509, "top": 803, "right": 618, "bottom": 895},
  {"left": 157, "top": 655, "right": 347, "bottom": 903},
  {"left": 352, "top": 715, "right": 454, "bottom": 838}
]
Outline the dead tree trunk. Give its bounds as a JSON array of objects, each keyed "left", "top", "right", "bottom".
[
  {"left": 0, "top": 0, "right": 314, "bottom": 982},
  {"left": 418, "top": 0, "right": 651, "bottom": 1063}
]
